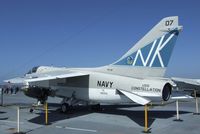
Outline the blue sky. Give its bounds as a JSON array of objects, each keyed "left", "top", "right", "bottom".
[{"left": 0, "top": 0, "right": 200, "bottom": 82}]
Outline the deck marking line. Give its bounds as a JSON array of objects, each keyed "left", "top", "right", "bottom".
[
  {"left": 0, "top": 120, "right": 24, "bottom": 124},
  {"left": 65, "top": 126, "right": 97, "bottom": 133},
  {"left": 55, "top": 125, "right": 97, "bottom": 133}
]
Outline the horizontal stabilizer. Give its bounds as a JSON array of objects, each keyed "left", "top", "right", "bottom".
[
  {"left": 171, "top": 95, "right": 193, "bottom": 100},
  {"left": 171, "top": 91, "right": 193, "bottom": 100},
  {"left": 117, "top": 89, "right": 151, "bottom": 105},
  {"left": 172, "top": 77, "right": 200, "bottom": 90},
  {"left": 172, "top": 77, "right": 200, "bottom": 85}
]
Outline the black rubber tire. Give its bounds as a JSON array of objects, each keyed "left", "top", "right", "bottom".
[
  {"left": 29, "top": 108, "right": 34, "bottom": 113},
  {"left": 61, "top": 103, "right": 69, "bottom": 113},
  {"left": 91, "top": 104, "right": 101, "bottom": 111}
]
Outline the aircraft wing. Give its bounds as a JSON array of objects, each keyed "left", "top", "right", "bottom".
[
  {"left": 4, "top": 77, "right": 28, "bottom": 84},
  {"left": 171, "top": 77, "right": 200, "bottom": 90},
  {"left": 4, "top": 71, "right": 89, "bottom": 84},
  {"left": 25, "top": 72, "right": 88, "bottom": 83}
]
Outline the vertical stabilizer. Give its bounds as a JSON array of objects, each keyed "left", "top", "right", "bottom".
[{"left": 96, "top": 16, "right": 183, "bottom": 77}]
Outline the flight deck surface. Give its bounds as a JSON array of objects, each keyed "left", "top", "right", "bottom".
[{"left": 0, "top": 92, "right": 200, "bottom": 134}]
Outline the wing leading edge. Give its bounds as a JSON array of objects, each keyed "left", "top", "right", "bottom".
[
  {"left": 4, "top": 72, "right": 89, "bottom": 84},
  {"left": 25, "top": 72, "right": 88, "bottom": 83}
]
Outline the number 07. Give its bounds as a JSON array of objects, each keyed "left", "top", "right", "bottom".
[{"left": 165, "top": 20, "right": 173, "bottom": 26}]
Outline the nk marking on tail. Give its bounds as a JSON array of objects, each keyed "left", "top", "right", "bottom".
[
  {"left": 131, "top": 30, "right": 178, "bottom": 67},
  {"left": 113, "top": 16, "right": 183, "bottom": 68}
]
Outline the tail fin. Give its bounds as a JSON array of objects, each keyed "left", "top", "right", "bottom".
[{"left": 109, "top": 16, "right": 183, "bottom": 77}]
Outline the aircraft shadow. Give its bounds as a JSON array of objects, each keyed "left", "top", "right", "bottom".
[
  {"left": 28, "top": 103, "right": 191, "bottom": 127},
  {"left": 28, "top": 103, "right": 139, "bottom": 125},
  {"left": 98, "top": 107, "right": 191, "bottom": 127},
  {"left": 28, "top": 103, "right": 91, "bottom": 125},
  {"left": 0, "top": 111, "right": 6, "bottom": 114},
  {"left": 0, "top": 111, "right": 8, "bottom": 120}
]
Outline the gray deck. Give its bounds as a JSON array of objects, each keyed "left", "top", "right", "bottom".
[{"left": 0, "top": 92, "right": 200, "bottom": 134}]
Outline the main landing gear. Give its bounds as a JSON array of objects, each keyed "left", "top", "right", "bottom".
[
  {"left": 90, "top": 103, "right": 101, "bottom": 111},
  {"left": 60, "top": 92, "right": 102, "bottom": 113},
  {"left": 61, "top": 103, "right": 71, "bottom": 113},
  {"left": 60, "top": 92, "right": 77, "bottom": 113}
]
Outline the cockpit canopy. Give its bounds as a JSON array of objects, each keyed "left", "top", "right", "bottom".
[
  {"left": 25, "top": 66, "right": 64, "bottom": 75},
  {"left": 26, "top": 66, "right": 40, "bottom": 74}
]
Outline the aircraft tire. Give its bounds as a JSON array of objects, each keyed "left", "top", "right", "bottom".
[
  {"left": 61, "top": 103, "right": 69, "bottom": 113},
  {"left": 91, "top": 104, "right": 101, "bottom": 111}
]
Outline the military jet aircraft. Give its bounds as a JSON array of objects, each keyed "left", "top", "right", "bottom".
[{"left": 5, "top": 16, "right": 200, "bottom": 113}]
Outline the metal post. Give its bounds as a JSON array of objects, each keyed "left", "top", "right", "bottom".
[
  {"left": 195, "top": 97, "right": 199, "bottom": 114},
  {"left": 176, "top": 100, "right": 179, "bottom": 120},
  {"left": 45, "top": 102, "right": 48, "bottom": 125},
  {"left": 1, "top": 88, "right": 3, "bottom": 106},
  {"left": 173, "top": 100, "right": 182, "bottom": 121},
  {"left": 145, "top": 105, "right": 148, "bottom": 132},
  {"left": 143, "top": 105, "right": 150, "bottom": 133},
  {"left": 17, "top": 106, "right": 20, "bottom": 133},
  {"left": 193, "top": 90, "right": 200, "bottom": 115}
]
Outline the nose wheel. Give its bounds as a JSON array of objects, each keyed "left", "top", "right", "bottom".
[{"left": 61, "top": 103, "right": 70, "bottom": 113}]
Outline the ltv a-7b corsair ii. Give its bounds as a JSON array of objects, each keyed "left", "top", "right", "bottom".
[{"left": 5, "top": 16, "right": 200, "bottom": 112}]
